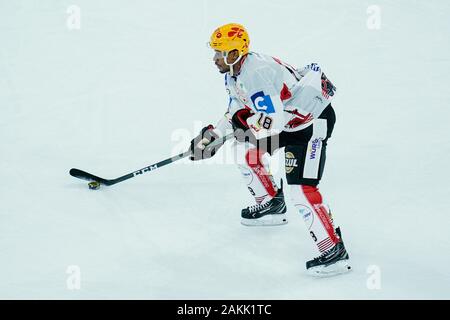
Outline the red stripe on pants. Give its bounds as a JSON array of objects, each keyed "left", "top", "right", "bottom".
[{"left": 245, "top": 149, "right": 277, "bottom": 198}]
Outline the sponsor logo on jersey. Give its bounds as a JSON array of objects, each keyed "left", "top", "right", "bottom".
[
  {"left": 285, "top": 152, "right": 298, "bottom": 174},
  {"left": 314, "top": 96, "right": 324, "bottom": 103},
  {"left": 308, "top": 63, "right": 321, "bottom": 72},
  {"left": 250, "top": 91, "right": 275, "bottom": 114},
  {"left": 309, "top": 139, "right": 321, "bottom": 160}
]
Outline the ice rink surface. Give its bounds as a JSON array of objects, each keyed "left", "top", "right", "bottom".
[{"left": 1, "top": 0, "right": 449, "bottom": 299}]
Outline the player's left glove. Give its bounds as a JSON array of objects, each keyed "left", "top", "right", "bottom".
[{"left": 190, "top": 125, "right": 222, "bottom": 161}]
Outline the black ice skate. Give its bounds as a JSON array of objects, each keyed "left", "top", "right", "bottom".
[
  {"left": 306, "top": 238, "right": 351, "bottom": 277},
  {"left": 241, "top": 184, "right": 287, "bottom": 226}
]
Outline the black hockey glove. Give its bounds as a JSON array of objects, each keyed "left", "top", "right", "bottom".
[
  {"left": 189, "top": 125, "right": 222, "bottom": 161},
  {"left": 231, "top": 109, "right": 256, "bottom": 143}
]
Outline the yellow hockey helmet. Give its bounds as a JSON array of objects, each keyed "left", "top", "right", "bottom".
[{"left": 209, "top": 23, "right": 250, "bottom": 55}]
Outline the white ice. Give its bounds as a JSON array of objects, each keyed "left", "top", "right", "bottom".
[{"left": 1, "top": 0, "right": 449, "bottom": 299}]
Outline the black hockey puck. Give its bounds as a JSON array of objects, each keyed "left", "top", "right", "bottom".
[{"left": 88, "top": 181, "right": 100, "bottom": 190}]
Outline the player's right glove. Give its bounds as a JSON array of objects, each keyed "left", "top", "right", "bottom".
[
  {"left": 190, "top": 125, "right": 222, "bottom": 161},
  {"left": 231, "top": 109, "right": 256, "bottom": 143}
]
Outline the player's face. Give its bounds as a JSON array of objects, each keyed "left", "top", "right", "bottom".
[{"left": 213, "top": 50, "right": 230, "bottom": 74}]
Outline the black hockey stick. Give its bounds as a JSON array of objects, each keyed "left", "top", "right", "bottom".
[{"left": 69, "top": 133, "right": 234, "bottom": 186}]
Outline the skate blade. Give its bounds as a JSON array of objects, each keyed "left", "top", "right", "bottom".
[
  {"left": 241, "top": 214, "right": 288, "bottom": 226},
  {"left": 306, "top": 260, "right": 352, "bottom": 278}
]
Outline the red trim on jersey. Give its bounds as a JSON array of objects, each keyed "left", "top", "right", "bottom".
[
  {"left": 286, "top": 112, "right": 313, "bottom": 129},
  {"left": 285, "top": 109, "right": 313, "bottom": 129},
  {"left": 245, "top": 149, "right": 277, "bottom": 198},
  {"left": 290, "top": 109, "right": 312, "bottom": 120},
  {"left": 273, "top": 57, "right": 282, "bottom": 65},
  {"left": 301, "top": 185, "right": 339, "bottom": 244},
  {"left": 280, "top": 83, "right": 292, "bottom": 101}
]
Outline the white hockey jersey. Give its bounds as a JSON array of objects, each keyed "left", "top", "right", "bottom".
[{"left": 214, "top": 52, "right": 336, "bottom": 139}]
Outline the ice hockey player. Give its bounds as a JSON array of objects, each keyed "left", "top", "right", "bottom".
[{"left": 190, "top": 23, "right": 351, "bottom": 276}]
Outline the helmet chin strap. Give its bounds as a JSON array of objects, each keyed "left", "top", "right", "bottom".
[{"left": 223, "top": 52, "right": 243, "bottom": 76}]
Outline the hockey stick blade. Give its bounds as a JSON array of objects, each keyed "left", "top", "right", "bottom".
[{"left": 69, "top": 168, "right": 115, "bottom": 185}]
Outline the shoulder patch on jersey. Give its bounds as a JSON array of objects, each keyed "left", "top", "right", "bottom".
[
  {"left": 250, "top": 91, "right": 275, "bottom": 114},
  {"left": 321, "top": 73, "right": 336, "bottom": 99}
]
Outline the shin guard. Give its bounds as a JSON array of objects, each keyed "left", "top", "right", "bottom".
[{"left": 290, "top": 185, "right": 339, "bottom": 254}]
